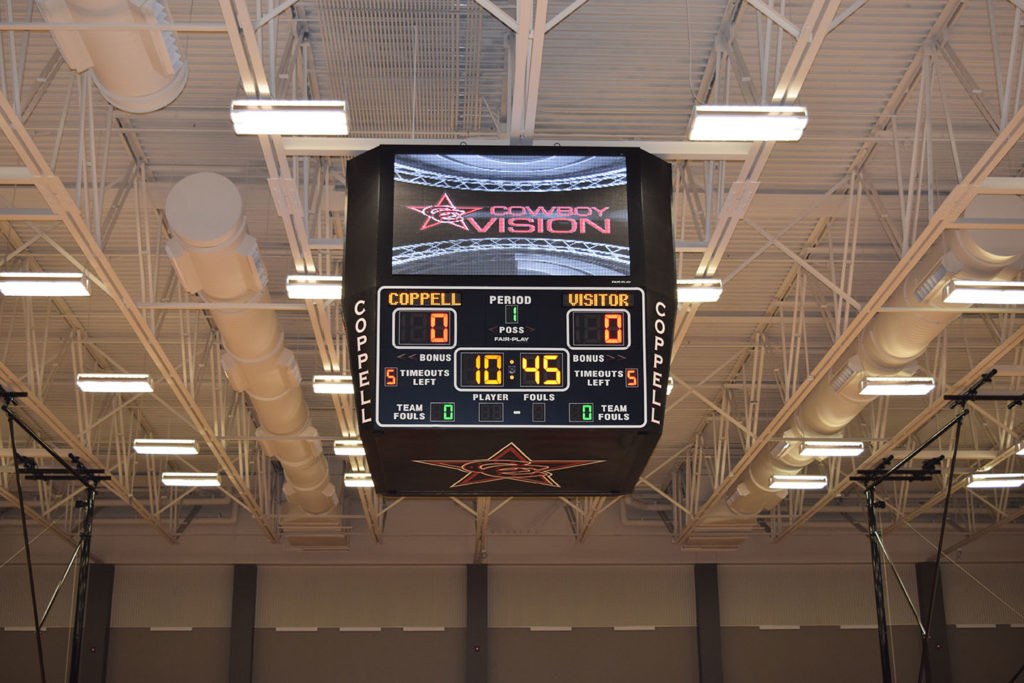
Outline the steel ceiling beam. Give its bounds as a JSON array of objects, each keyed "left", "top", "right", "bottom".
[
  {"left": 672, "top": 0, "right": 844, "bottom": 357},
  {"left": 772, "top": 323, "right": 1024, "bottom": 541},
  {"left": 0, "top": 362, "right": 174, "bottom": 541},
  {"left": 680, "top": 102, "right": 1024, "bottom": 544},
  {"left": 280, "top": 137, "right": 753, "bottom": 160},
  {"left": 0, "top": 89, "right": 277, "bottom": 543}
]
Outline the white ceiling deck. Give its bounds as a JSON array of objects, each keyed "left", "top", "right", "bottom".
[{"left": 0, "top": 0, "right": 1021, "bottom": 566}]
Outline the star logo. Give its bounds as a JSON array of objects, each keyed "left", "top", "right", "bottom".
[
  {"left": 406, "top": 193, "right": 482, "bottom": 231},
  {"left": 415, "top": 442, "right": 601, "bottom": 488}
]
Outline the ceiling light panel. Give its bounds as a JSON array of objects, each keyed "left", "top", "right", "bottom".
[
  {"left": 76, "top": 373, "right": 154, "bottom": 393},
  {"left": 966, "top": 473, "right": 1024, "bottom": 489},
  {"left": 688, "top": 105, "right": 809, "bottom": 141},
  {"left": 314, "top": 375, "right": 355, "bottom": 395},
  {"left": 133, "top": 439, "right": 199, "bottom": 455},
  {"left": 286, "top": 274, "right": 343, "bottom": 300},
  {"left": 231, "top": 99, "right": 348, "bottom": 136},
  {"left": 858, "top": 377, "right": 936, "bottom": 396},
  {"left": 676, "top": 278, "right": 723, "bottom": 302},
  {"left": 798, "top": 441, "right": 865, "bottom": 457},
  {"left": 161, "top": 472, "right": 221, "bottom": 487},
  {"left": 769, "top": 474, "right": 828, "bottom": 490},
  {"left": 942, "top": 280, "right": 1024, "bottom": 305},
  {"left": 0, "top": 272, "right": 90, "bottom": 297}
]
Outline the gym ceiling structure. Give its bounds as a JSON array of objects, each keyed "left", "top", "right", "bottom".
[{"left": 0, "top": 0, "right": 1023, "bottom": 680}]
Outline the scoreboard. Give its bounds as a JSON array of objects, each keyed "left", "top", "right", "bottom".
[
  {"left": 376, "top": 286, "right": 647, "bottom": 428},
  {"left": 343, "top": 147, "right": 674, "bottom": 496}
]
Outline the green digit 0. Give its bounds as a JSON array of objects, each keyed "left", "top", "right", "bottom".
[
  {"left": 443, "top": 404, "right": 454, "bottom": 421},
  {"left": 582, "top": 404, "right": 594, "bottom": 421}
]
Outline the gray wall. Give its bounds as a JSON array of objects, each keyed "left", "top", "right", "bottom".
[{"left": 2, "top": 562, "right": 1022, "bottom": 682}]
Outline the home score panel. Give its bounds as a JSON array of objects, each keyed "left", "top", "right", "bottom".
[{"left": 376, "top": 287, "right": 647, "bottom": 428}]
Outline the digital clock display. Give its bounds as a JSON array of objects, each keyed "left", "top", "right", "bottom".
[{"left": 455, "top": 350, "right": 569, "bottom": 390}]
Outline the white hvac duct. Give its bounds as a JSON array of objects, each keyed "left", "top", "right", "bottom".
[
  {"left": 164, "top": 172, "right": 338, "bottom": 516},
  {"left": 35, "top": 0, "right": 187, "bottom": 113},
  {"left": 725, "top": 196, "right": 1024, "bottom": 517}
]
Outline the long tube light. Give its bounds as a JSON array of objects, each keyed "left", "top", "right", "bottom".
[
  {"left": 798, "top": 440, "right": 865, "bottom": 457},
  {"left": 334, "top": 439, "right": 365, "bottom": 456},
  {"left": 313, "top": 375, "right": 355, "bottom": 395},
  {"left": 344, "top": 472, "right": 374, "bottom": 488},
  {"left": 132, "top": 438, "right": 199, "bottom": 456},
  {"left": 688, "top": 105, "right": 809, "bottom": 142},
  {"left": 1016, "top": 442, "right": 1024, "bottom": 456},
  {"left": 0, "top": 272, "right": 90, "bottom": 297},
  {"left": 942, "top": 280, "right": 1024, "bottom": 305},
  {"left": 769, "top": 474, "right": 828, "bottom": 490},
  {"left": 230, "top": 99, "right": 348, "bottom": 136},
  {"left": 858, "top": 376, "right": 936, "bottom": 396},
  {"left": 76, "top": 373, "right": 153, "bottom": 393},
  {"left": 286, "top": 274, "right": 343, "bottom": 300},
  {"left": 676, "top": 278, "right": 723, "bottom": 302},
  {"left": 966, "top": 472, "right": 1024, "bottom": 489},
  {"left": 161, "top": 472, "right": 221, "bottom": 487}
]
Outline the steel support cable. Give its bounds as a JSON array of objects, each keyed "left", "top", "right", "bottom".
[
  {"left": 873, "top": 491, "right": 1024, "bottom": 623},
  {"left": 871, "top": 529, "right": 926, "bottom": 636}
]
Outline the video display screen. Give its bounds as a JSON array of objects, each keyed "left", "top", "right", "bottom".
[{"left": 391, "top": 154, "right": 630, "bottom": 276}]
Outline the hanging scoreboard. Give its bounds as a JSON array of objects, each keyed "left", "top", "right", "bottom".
[{"left": 343, "top": 147, "right": 674, "bottom": 496}]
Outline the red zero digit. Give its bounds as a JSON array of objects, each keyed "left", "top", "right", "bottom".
[
  {"left": 429, "top": 311, "right": 449, "bottom": 344},
  {"left": 604, "top": 312, "right": 623, "bottom": 344}
]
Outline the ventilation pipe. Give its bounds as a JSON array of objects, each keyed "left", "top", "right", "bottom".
[
  {"left": 164, "top": 172, "right": 339, "bottom": 517},
  {"left": 34, "top": 0, "right": 187, "bottom": 113},
  {"left": 724, "top": 196, "right": 1024, "bottom": 517}
]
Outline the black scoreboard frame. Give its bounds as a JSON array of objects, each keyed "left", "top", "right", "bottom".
[{"left": 343, "top": 145, "right": 675, "bottom": 497}]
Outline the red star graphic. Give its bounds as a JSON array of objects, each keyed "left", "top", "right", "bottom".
[
  {"left": 406, "top": 193, "right": 482, "bottom": 231},
  {"left": 415, "top": 442, "right": 601, "bottom": 488}
]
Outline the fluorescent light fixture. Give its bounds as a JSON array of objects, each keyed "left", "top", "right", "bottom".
[
  {"left": 769, "top": 474, "right": 828, "bottom": 490},
  {"left": 230, "top": 99, "right": 348, "bottom": 136},
  {"left": 666, "top": 377, "right": 674, "bottom": 395},
  {"left": 160, "top": 472, "right": 221, "bottom": 487},
  {"left": 942, "top": 280, "right": 1024, "bottom": 305},
  {"left": 676, "top": 278, "right": 723, "bottom": 303},
  {"left": 0, "top": 271, "right": 90, "bottom": 297},
  {"left": 859, "top": 376, "right": 936, "bottom": 396},
  {"left": 798, "top": 440, "right": 865, "bottom": 457},
  {"left": 1016, "top": 442, "right": 1024, "bottom": 456},
  {"left": 688, "top": 105, "right": 809, "bottom": 142},
  {"left": 966, "top": 472, "right": 1024, "bottom": 489},
  {"left": 333, "top": 439, "right": 365, "bottom": 456},
  {"left": 133, "top": 438, "right": 199, "bottom": 456},
  {"left": 344, "top": 472, "right": 374, "bottom": 488},
  {"left": 286, "top": 274, "right": 343, "bottom": 300},
  {"left": 313, "top": 375, "right": 354, "bottom": 395},
  {"left": 76, "top": 373, "right": 154, "bottom": 393}
]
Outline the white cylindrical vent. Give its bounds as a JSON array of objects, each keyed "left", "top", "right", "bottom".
[
  {"left": 166, "top": 173, "right": 339, "bottom": 518},
  {"left": 724, "top": 218, "right": 1024, "bottom": 519},
  {"left": 35, "top": 0, "right": 187, "bottom": 113}
]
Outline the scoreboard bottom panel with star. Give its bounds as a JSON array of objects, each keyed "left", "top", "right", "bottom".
[{"left": 375, "top": 286, "right": 648, "bottom": 429}]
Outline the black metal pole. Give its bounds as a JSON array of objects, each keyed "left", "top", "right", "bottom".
[
  {"left": 67, "top": 485, "right": 96, "bottom": 683},
  {"left": 9, "top": 406, "right": 48, "bottom": 683},
  {"left": 865, "top": 486, "right": 893, "bottom": 683}
]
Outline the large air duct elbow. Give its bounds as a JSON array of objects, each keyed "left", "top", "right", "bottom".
[
  {"left": 725, "top": 196, "right": 1024, "bottom": 519},
  {"left": 35, "top": 0, "right": 187, "bottom": 112},
  {"left": 165, "top": 172, "right": 338, "bottom": 517}
]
